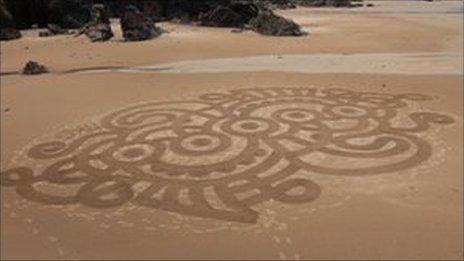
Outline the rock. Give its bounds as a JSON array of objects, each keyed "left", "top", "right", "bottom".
[
  {"left": 84, "top": 23, "right": 113, "bottom": 42},
  {"left": 78, "top": 4, "right": 113, "bottom": 42},
  {"left": 249, "top": 10, "right": 304, "bottom": 36},
  {"left": 121, "top": 5, "right": 163, "bottom": 41},
  {"left": 21, "top": 61, "right": 49, "bottom": 75},
  {"left": 0, "top": 0, "right": 21, "bottom": 41},
  {"left": 200, "top": 2, "right": 259, "bottom": 28},
  {"left": 91, "top": 3, "right": 111, "bottom": 25},
  {"left": 0, "top": 27, "right": 20, "bottom": 40},
  {"left": 38, "top": 30, "right": 54, "bottom": 37}
]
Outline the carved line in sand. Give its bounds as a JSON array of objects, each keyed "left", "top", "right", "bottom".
[{"left": 0, "top": 88, "right": 454, "bottom": 223}]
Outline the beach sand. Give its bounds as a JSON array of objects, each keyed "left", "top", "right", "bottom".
[{"left": 1, "top": 1, "right": 463, "bottom": 260}]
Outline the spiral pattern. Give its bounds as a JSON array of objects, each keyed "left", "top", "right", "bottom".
[{"left": 0, "top": 88, "right": 454, "bottom": 223}]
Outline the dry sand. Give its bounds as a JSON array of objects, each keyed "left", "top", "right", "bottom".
[{"left": 1, "top": 1, "right": 463, "bottom": 260}]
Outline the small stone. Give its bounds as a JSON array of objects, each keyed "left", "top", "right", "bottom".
[
  {"left": 231, "top": 28, "right": 244, "bottom": 33},
  {"left": 39, "top": 31, "right": 54, "bottom": 37},
  {"left": 21, "top": 61, "right": 49, "bottom": 75}
]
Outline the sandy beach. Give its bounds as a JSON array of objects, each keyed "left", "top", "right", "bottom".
[{"left": 1, "top": 1, "right": 463, "bottom": 260}]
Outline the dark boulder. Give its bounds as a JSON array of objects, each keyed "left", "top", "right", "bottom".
[
  {"left": 121, "top": 5, "right": 163, "bottom": 41},
  {"left": 249, "top": 10, "right": 304, "bottom": 36},
  {"left": 22, "top": 61, "right": 49, "bottom": 75},
  {"left": 0, "top": 0, "right": 21, "bottom": 41}
]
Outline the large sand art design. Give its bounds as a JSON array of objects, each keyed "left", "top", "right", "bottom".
[{"left": 1, "top": 88, "right": 454, "bottom": 223}]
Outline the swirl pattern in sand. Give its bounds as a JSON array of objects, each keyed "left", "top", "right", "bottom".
[{"left": 1, "top": 88, "right": 454, "bottom": 223}]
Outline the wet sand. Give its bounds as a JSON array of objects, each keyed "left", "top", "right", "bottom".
[{"left": 1, "top": 1, "right": 463, "bottom": 260}]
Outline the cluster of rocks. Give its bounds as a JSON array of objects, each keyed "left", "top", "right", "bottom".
[
  {"left": 73, "top": 1, "right": 305, "bottom": 40},
  {"left": 74, "top": 4, "right": 163, "bottom": 42},
  {"left": 197, "top": 2, "right": 304, "bottom": 36},
  {"left": 1, "top": 0, "right": 370, "bottom": 42}
]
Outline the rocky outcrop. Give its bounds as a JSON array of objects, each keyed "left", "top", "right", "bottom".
[
  {"left": 121, "top": 5, "right": 163, "bottom": 41},
  {"left": 249, "top": 10, "right": 304, "bottom": 36},
  {"left": 22, "top": 61, "right": 49, "bottom": 75},
  {"left": 0, "top": 0, "right": 21, "bottom": 40},
  {"left": 0, "top": 0, "right": 309, "bottom": 38},
  {"left": 199, "top": 2, "right": 259, "bottom": 28},
  {"left": 77, "top": 4, "right": 113, "bottom": 42}
]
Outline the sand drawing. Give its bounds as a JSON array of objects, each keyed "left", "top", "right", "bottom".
[{"left": 0, "top": 88, "right": 454, "bottom": 223}]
